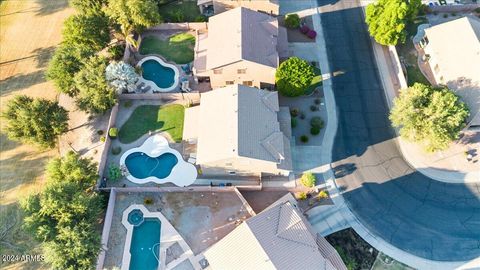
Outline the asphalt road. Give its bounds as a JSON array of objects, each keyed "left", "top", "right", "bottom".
[{"left": 317, "top": 0, "right": 480, "bottom": 261}]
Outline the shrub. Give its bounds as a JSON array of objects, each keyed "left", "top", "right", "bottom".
[
  {"left": 300, "top": 25, "right": 310, "bottom": 34},
  {"left": 290, "top": 108, "right": 299, "bottom": 117},
  {"left": 310, "top": 105, "right": 317, "bottom": 111},
  {"left": 300, "top": 112, "right": 306, "bottom": 120},
  {"left": 291, "top": 118, "right": 298, "bottom": 128},
  {"left": 297, "top": 192, "right": 307, "bottom": 200},
  {"left": 300, "top": 135, "right": 309, "bottom": 143},
  {"left": 314, "top": 98, "right": 321, "bottom": 105},
  {"left": 111, "top": 146, "right": 122, "bottom": 155},
  {"left": 97, "top": 130, "right": 104, "bottom": 135},
  {"left": 307, "top": 30, "right": 317, "bottom": 39},
  {"left": 108, "top": 164, "right": 121, "bottom": 181},
  {"left": 100, "top": 136, "right": 106, "bottom": 142},
  {"left": 144, "top": 197, "right": 154, "bottom": 205},
  {"left": 318, "top": 190, "right": 329, "bottom": 200},
  {"left": 301, "top": 172, "right": 316, "bottom": 187},
  {"left": 108, "top": 44, "right": 125, "bottom": 60},
  {"left": 451, "top": 12, "right": 456, "bottom": 16},
  {"left": 276, "top": 57, "right": 315, "bottom": 97},
  {"left": 109, "top": 127, "right": 118, "bottom": 138},
  {"left": 311, "top": 126, "right": 320, "bottom": 135},
  {"left": 170, "top": 10, "right": 184, "bottom": 22},
  {"left": 475, "top": 7, "right": 480, "bottom": 13},
  {"left": 285, "top": 13, "right": 301, "bottom": 28},
  {"left": 124, "top": 100, "right": 133, "bottom": 108},
  {"left": 310, "top": 116, "right": 324, "bottom": 129},
  {"left": 443, "top": 13, "right": 448, "bottom": 18},
  {"left": 195, "top": 15, "right": 207, "bottom": 22}
]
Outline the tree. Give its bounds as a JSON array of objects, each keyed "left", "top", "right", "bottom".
[
  {"left": 63, "top": 13, "right": 111, "bottom": 51},
  {"left": 74, "top": 56, "right": 117, "bottom": 113},
  {"left": 69, "top": 0, "right": 106, "bottom": 14},
  {"left": 275, "top": 57, "right": 314, "bottom": 97},
  {"left": 104, "top": 0, "right": 161, "bottom": 39},
  {"left": 301, "top": 172, "right": 316, "bottom": 187},
  {"left": 365, "top": 0, "right": 421, "bottom": 45},
  {"left": 46, "top": 44, "right": 96, "bottom": 96},
  {"left": 21, "top": 152, "right": 102, "bottom": 270},
  {"left": 390, "top": 83, "right": 469, "bottom": 152},
  {"left": 3, "top": 95, "right": 69, "bottom": 148},
  {"left": 105, "top": 61, "right": 139, "bottom": 93},
  {"left": 285, "top": 13, "right": 301, "bottom": 28}
]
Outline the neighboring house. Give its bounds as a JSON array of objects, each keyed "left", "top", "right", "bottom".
[
  {"left": 193, "top": 7, "right": 288, "bottom": 89},
  {"left": 203, "top": 194, "right": 348, "bottom": 270},
  {"left": 183, "top": 84, "right": 292, "bottom": 177},
  {"left": 198, "top": 0, "right": 279, "bottom": 16},
  {"left": 421, "top": 16, "right": 480, "bottom": 126}
]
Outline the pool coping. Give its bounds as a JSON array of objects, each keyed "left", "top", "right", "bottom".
[
  {"left": 137, "top": 56, "right": 180, "bottom": 92},
  {"left": 119, "top": 134, "right": 197, "bottom": 186},
  {"left": 120, "top": 204, "right": 195, "bottom": 270}
]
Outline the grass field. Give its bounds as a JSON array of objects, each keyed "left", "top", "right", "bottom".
[
  {"left": 139, "top": 33, "right": 195, "bottom": 64},
  {"left": 0, "top": 1, "right": 73, "bottom": 269},
  {"left": 158, "top": 0, "right": 203, "bottom": 22},
  {"left": 118, "top": 104, "right": 185, "bottom": 144}
]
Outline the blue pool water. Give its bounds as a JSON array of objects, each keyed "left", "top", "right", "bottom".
[
  {"left": 129, "top": 216, "right": 161, "bottom": 270},
  {"left": 141, "top": 59, "right": 175, "bottom": 88},
  {"left": 125, "top": 152, "right": 178, "bottom": 180}
]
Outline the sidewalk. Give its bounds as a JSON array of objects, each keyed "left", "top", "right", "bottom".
[{"left": 369, "top": 26, "right": 480, "bottom": 184}]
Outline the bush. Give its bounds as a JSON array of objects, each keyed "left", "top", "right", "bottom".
[
  {"left": 314, "top": 98, "right": 321, "bottom": 105},
  {"left": 300, "top": 135, "right": 309, "bottom": 143},
  {"left": 300, "top": 25, "right": 310, "bottom": 34},
  {"left": 194, "top": 15, "right": 207, "bottom": 22},
  {"left": 276, "top": 57, "right": 315, "bottom": 97},
  {"left": 318, "top": 190, "right": 329, "bottom": 200},
  {"left": 310, "top": 116, "right": 324, "bottom": 129},
  {"left": 307, "top": 30, "right": 317, "bottom": 39},
  {"left": 475, "top": 7, "right": 480, "bottom": 13},
  {"left": 301, "top": 172, "right": 316, "bottom": 187},
  {"left": 297, "top": 192, "right": 307, "bottom": 200},
  {"left": 144, "top": 197, "right": 154, "bottom": 205},
  {"left": 124, "top": 100, "right": 133, "bottom": 108},
  {"left": 451, "top": 12, "right": 456, "bottom": 16},
  {"left": 311, "top": 126, "right": 320, "bottom": 135},
  {"left": 97, "top": 130, "right": 104, "bottom": 135},
  {"left": 443, "top": 13, "right": 448, "bottom": 18},
  {"left": 299, "top": 112, "right": 306, "bottom": 119},
  {"left": 285, "top": 13, "right": 301, "bottom": 28},
  {"left": 109, "top": 127, "right": 118, "bottom": 138},
  {"left": 111, "top": 146, "right": 122, "bottom": 155},
  {"left": 291, "top": 118, "right": 298, "bottom": 128},
  {"left": 290, "top": 108, "right": 299, "bottom": 117},
  {"left": 108, "top": 44, "right": 125, "bottom": 60},
  {"left": 170, "top": 10, "right": 184, "bottom": 22},
  {"left": 100, "top": 136, "right": 106, "bottom": 142},
  {"left": 108, "top": 164, "right": 121, "bottom": 181}
]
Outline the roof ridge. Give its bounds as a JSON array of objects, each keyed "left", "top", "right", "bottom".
[{"left": 275, "top": 203, "right": 318, "bottom": 249}]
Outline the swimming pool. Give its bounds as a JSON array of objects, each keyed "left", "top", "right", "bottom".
[
  {"left": 129, "top": 218, "right": 161, "bottom": 270},
  {"left": 125, "top": 152, "right": 178, "bottom": 180},
  {"left": 137, "top": 56, "right": 179, "bottom": 92},
  {"left": 119, "top": 134, "right": 197, "bottom": 186}
]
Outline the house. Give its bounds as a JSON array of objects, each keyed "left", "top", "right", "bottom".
[
  {"left": 421, "top": 16, "right": 480, "bottom": 126},
  {"left": 197, "top": 0, "right": 279, "bottom": 16},
  {"left": 182, "top": 84, "right": 292, "bottom": 177},
  {"left": 203, "top": 194, "right": 348, "bottom": 270},
  {"left": 193, "top": 7, "right": 288, "bottom": 89}
]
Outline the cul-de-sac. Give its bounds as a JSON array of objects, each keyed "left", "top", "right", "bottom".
[{"left": 1, "top": 0, "right": 479, "bottom": 269}]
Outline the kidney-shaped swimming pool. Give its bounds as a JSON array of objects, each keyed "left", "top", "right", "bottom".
[{"left": 125, "top": 152, "right": 178, "bottom": 179}]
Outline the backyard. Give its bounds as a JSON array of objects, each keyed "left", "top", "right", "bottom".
[
  {"left": 118, "top": 104, "right": 185, "bottom": 143},
  {"left": 158, "top": 0, "right": 204, "bottom": 23},
  {"left": 139, "top": 32, "right": 195, "bottom": 64}
]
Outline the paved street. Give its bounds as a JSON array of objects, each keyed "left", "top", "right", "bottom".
[{"left": 314, "top": 0, "right": 480, "bottom": 262}]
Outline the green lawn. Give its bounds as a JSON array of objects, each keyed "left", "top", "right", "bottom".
[
  {"left": 158, "top": 1, "right": 204, "bottom": 22},
  {"left": 305, "top": 66, "right": 323, "bottom": 94},
  {"left": 139, "top": 33, "right": 195, "bottom": 64},
  {"left": 119, "top": 104, "right": 185, "bottom": 143}
]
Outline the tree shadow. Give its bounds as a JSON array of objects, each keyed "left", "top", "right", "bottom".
[
  {"left": 0, "top": 70, "right": 46, "bottom": 97},
  {"left": 34, "top": 0, "right": 69, "bottom": 16},
  {"left": 31, "top": 46, "right": 55, "bottom": 68},
  {"left": 0, "top": 133, "right": 21, "bottom": 152}
]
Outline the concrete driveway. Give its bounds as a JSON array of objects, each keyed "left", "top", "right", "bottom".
[{"left": 313, "top": 0, "right": 480, "bottom": 262}]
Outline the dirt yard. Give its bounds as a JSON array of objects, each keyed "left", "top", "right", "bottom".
[{"left": 0, "top": 1, "right": 74, "bottom": 269}]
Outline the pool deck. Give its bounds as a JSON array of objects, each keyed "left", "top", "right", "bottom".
[
  {"left": 121, "top": 204, "right": 196, "bottom": 270},
  {"left": 100, "top": 189, "right": 254, "bottom": 270},
  {"left": 120, "top": 134, "right": 197, "bottom": 186}
]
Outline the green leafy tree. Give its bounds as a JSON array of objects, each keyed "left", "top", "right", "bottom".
[
  {"left": 285, "top": 13, "right": 300, "bottom": 28},
  {"left": 365, "top": 0, "right": 421, "bottom": 45},
  {"left": 46, "top": 44, "right": 96, "bottom": 96},
  {"left": 21, "top": 152, "right": 102, "bottom": 270},
  {"left": 301, "top": 172, "right": 316, "bottom": 187},
  {"left": 63, "top": 13, "right": 111, "bottom": 51},
  {"left": 3, "top": 95, "right": 69, "bottom": 148},
  {"left": 69, "top": 0, "right": 106, "bottom": 14},
  {"left": 390, "top": 83, "right": 469, "bottom": 152},
  {"left": 275, "top": 57, "right": 314, "bottom": 97},
  {"left": 104, "top": 0, "right": 161, "bottom": 40},
  {"left": 74, "top": 56, "right": 117, "bottom": 113}
]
